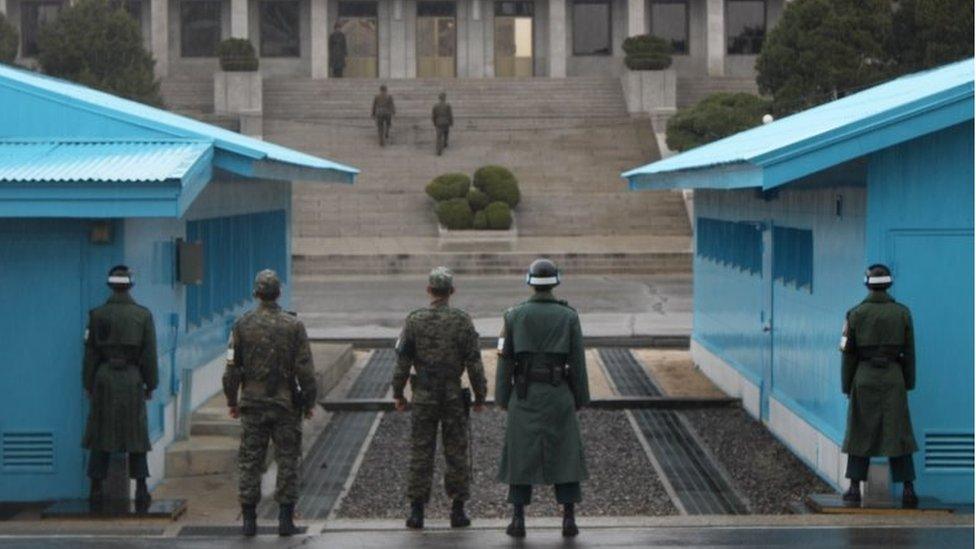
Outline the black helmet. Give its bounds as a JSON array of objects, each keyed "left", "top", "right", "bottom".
[
  {"left": 526, "top": 258, "right": 560, "bottom": 287},
  {"left": 107, "top": 264, "right": 134, "bottom": 289},
  {"left": 864, "top": 263, "right": 893, "bottom": 290}
]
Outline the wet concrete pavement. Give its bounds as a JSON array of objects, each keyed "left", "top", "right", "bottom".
[
  {"left": 0, "top": 526, "right": 970, "bottom": 548},
  {"left": 294, "top": 274, "right": 691, "bottom": 339}
]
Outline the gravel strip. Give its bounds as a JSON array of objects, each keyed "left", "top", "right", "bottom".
[
  {"left": 337, "top": 409, "right": 678, "bottom": 519},
  {"left": 680, "top": 408, "right": 834, "bottom": 514}
]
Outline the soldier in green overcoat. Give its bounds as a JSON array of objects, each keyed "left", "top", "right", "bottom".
[
  {"left": 496, "top": 259, "right": 589, "bottom": 538},
  {"left": 83, "top": 265, "right": 158, "bottom": 510},
  {"left": 840, "top": 264, "right": 918, "bottom": 506}
]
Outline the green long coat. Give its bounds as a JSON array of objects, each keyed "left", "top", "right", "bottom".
[
  {"left": 841, "top": 291, "right": 917, "bottom": 457},
  {"left": 496, "top": 291, "right": 590, "bottom": 486},
  {"left": 82, "top": 293, "right": 159, "bottom": 453}
]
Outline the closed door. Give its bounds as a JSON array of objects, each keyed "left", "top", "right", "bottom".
[
  {"left": 417, "top": 1, "right": 456, "bottom": 77},
  {"left": 0, "top": 223, "right": 87, "bottom": 500},
  {"left": 338, "top": 1, "right": 378, "bottom": 77},
  {"left": 494, "top": 1, "right": 534, "bottom": 77}
]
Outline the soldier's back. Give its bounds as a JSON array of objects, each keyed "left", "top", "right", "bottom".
[
  {"left": 407, "top": 306, "right": 474, "bottom": 362},
  {"left": 848, "top": 299, "right": 911, "bottom": 347},
  {"left": 90, "top": 299, "right": 151, "bottom": 346}
]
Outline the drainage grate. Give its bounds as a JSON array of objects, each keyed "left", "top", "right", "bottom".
[
  {"left": 259, "top": 349, "right": 395, "bottom": 519},
  {"left": 599, "top": 348, "right": 748, "bottom": 515}
]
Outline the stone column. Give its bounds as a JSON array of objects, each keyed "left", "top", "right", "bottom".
[
  {"left": 627, "top": 0, "right": 645, "bottom": 37},
  {"left": 310, "top": 0, "right": 329, "bottom": 78},
  {"left": 389, "top": 0, "right": 407, "bottom": 77},
  {"left": 548, "top": 0, "right": 566, "bottom": 78},
  {"left": 706, "top": 0, "right": 724, "bottom": 76},
  {"left": 150, "top": 0, "right": 169, "bottom": 78},
  {"left": 0, "top": 0, "right": 7, "bottom": 16},
  {"left": 230, "top": 0, "right": 249, "bottom": 38}
]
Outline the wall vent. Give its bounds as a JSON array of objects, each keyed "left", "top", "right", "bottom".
[
  {"left": 925, "top": 432, "right": 974, "bottom": 470},
  {"left": 1, "top": 431, "right": 55, "bottom": 473}
]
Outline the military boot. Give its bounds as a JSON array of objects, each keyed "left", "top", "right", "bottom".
[
  {"left": 902, "top": 482, "right": 919, "bottom": 508},
  {"left": 842, "top": 482, "right": 861, "bottom": 503},
  {"left": 505, "top": 504, "right": 526, "bottom": 538},
  {"left": 405, "top": 501, "right": 424, "bottom": 529},
  {"left": 278, "top": 503, "right": 300, "bottom": 536},
  {"left": 562, "top": 503, "right": 579, "bottom": 538},
  {"left": 450, "top": 499, "right": 471, "bottom": 528},
  {"left": 241, "top": 505, "right": 257, "bottom": 537},
  {"left": 88, "top": 479, "right": 103, "bottom": 508},
  {"left": 134, "top": 479, "right": 151, "bottom": 512}
]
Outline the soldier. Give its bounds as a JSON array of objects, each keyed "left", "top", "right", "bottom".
[
  {"left": 496, "top": 258, "right": 589, "bottom": 538},
  {"left": 393, "top": 267, "right": 488, "bottom": 530},
  {"left": 371, "top": 84, "right": 396, "bottom": 147},
  {"left": 328, "top": 21, "right": 347, "bottom": 77},
  {"left": 840, "top": 264, "right": 919, "bottom": 507},
  {"left": 223, "top": 270, "right": 318, "bottom": 537},
  {"left": 83, "top": 265, "right": 158, "bottom": 511},
  {"left": 432, "top": 92, "right": 453, "bottom": 156}
]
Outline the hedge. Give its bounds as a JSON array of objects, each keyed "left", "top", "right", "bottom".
[
  {"left": 435, "top": 198, "right": 474, "bottom": 230},
  {"left": 622, "top": 35, "right": 672, "bottom": 70},
  {"left": 217, "top": 38, "right": 259, "bottom": 71},
  {"left": 426, "top": 173, "right": 471, "bottom": 202},
  {"left": 484, "top": 202, "right": 513, "bottom": 230},
  {"left": 472, "top": 210, "right": 488, "bottom": 230},
  {"left": 467, "top": 187, "right": 490, "bottom": 211},
  {"left": 473, "top": 165, "right": 520, "bottom": 208},
  {"left": 0, "top": 13, "right": 17, "bottom": 63}
]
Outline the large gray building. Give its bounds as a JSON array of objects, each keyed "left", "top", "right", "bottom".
[{"left": 2, "top": 0, "right": 783, "bottom": 80}]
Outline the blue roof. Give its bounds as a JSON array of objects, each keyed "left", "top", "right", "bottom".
[
  {"left": 0, "top": 64, "right": 358, "bottom": 184},
  {"left": 0, "top": 139, "right": 211, "bottom": 183},
  {"left": 623, "top": 60, "right": 974, "bottom": 191}
]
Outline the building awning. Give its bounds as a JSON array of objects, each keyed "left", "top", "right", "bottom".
[
  {"left": 0, "top": 139, "right": 214, "bottom": 217},
  {"left": 622, "top": 60, "right": 974, "bottom": 191}
]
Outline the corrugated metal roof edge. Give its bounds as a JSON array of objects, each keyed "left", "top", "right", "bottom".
[
  {"left": 0, "top": 66, "right": 359, "bottom": 180},
  {"left": 622, "top": 78, "right": 974, "bottom": 182}
]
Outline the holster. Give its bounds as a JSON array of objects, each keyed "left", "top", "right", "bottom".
[{"left": 514, "top": 361, "right": 528, "bottom": 400}]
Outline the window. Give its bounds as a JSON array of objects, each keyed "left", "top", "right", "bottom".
[
  {"left": 185, "top": 211, "right": 288, "bottom": 328},
  {"left": 650, "top": 0, "right": 687, "bottom": 54},
  {"left": 696, "top": 217, "right": 762, "bottom": 275},
  {"left": 495, "top": 0, "right": 534, "bottom": 16},
  {"left": 260, "top": 0, "right": 300, "bottom": 57},
  {"left": 181, "top": 0, "right": 223, "bottom": 57},
  {"left": 572, "top": 0, "right": 611, "bottom": 55},
  {"left": 110, "top": 0, "right": 143, "bottom": 22},
  {"left": 338, "top": 0, "right": 379, "bottom": 17},
  {"left": 20, "top": 1, "right": 63, "bottom": 57},
  {"left": 726, "top": 0, "right": 765, "bottom": 55},
  {"left": 417, "top": 0, "right": 456, "bottom": 17},
  {"left": 772, "top": 225, "right": 813, "bottom": 292}
]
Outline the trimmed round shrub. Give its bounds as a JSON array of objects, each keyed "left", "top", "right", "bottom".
[
  {"left": 622, "top": 35, "right": 673, "bottom": 70},
  {"left": 426, "top": 173, "right": 471, "bottom": 201},
  {"left": 665, "top": 92, "right": 771, "bottom": 152},
  {"left": 467, "top": 187, "right": 490, "bottom": 211},
  {"left": 473, "top": 165, "right": 520, "bottom": 208},
  {"left": 472, "top": 210, "right": 488, "bottom": 230},
  {"left": 217, "top": 38, "right": 259, "bottom": 71},
  {"left": 435, "top": 198, "right": 474, "bottom": 230},
  {"left": 484, "top": 201, "right": 513, "bottom": 230},
  {"left": 0, "top": 13, "right": 18, "bottom": 63}
]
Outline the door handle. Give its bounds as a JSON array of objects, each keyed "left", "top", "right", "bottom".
[{"left": 762, "top": 324, "right": 772, "bottom": 333}]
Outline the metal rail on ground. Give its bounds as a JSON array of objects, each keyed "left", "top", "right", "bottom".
[
  {"left": 310, "top": 335, "right": 691, "bottom": 350},
  {"left": 257, "top": 350, "right": 396, "bottom": 520},
  {"left": 599, "top": 348, "right": 749, "bottom": 515},
  {"left": 319, "top": 396, "right": 739, "bottom": 412}
]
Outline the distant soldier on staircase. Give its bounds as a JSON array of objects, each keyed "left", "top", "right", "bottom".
[
  {"left": 432, "top": 92, "right": 453, "bottom": 155},
  {"left": 371, "top": 85, "right": 396, "bottom": 147},
  {"left": 328, "top": 22, "right": 347, "bottom": 78}
]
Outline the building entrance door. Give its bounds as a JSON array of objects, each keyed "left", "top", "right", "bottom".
[
  {"left": 494, "top": 1, "right": 534, "bottom": 77},
  {"left": 417, "top": 1, "right": 456, "bottom": 77},
  {"left": 337, "top": 1, "right": 379, "bottom": 77}
]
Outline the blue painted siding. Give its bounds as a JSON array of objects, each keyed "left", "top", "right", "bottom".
[
  {"left": 865, "top": 121, "right": 974, "bottom": 503},
  {"left": 695, "top": 181, "right": 867, "bottom": 442}
]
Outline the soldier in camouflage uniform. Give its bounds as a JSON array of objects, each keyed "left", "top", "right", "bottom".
[
  {"left": 83, "top": 265, "right": 158, "bottom": 511},
  {"left": 393, "top": 267, "right": 488, "bottom": 529},
  {"left": 432, "top": 92, "right": 453, "bottom": 155},
  {"left": 371, "top": 85, "right": 396, "bottom": 146},
  {"left": 223, "top": 270, "right": 317, "bottom": 537}
]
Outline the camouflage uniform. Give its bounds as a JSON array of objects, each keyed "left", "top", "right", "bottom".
[
  {"left": 372, "top": 90, "right": 396, "bottom": 146},
  {"left": 393, "top": 268, "right": 487, "bottom": 503},
  {"left": 432, "top": 96, "right": 453, "bottom": 155},
  {"left": 223, "top": 271, "right": 317, "bottom": 506}
]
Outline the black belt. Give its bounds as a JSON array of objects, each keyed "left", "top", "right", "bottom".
[
  {"left": 858, "top": 346, "right": 902, "bottom": 365},
  {"left": 526, "top": 368, "right": 566, "bottom": 386}
]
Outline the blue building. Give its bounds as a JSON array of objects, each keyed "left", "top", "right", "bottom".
[
  {"left": 0, "top": 65, "right": 357, "bottom": 501},
  {"left": 623, "top": 60, "right": 973, "bottom": 504}
]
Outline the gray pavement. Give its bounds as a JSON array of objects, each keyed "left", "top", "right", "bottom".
[
  {"left": 0, "top": 526, "right": 970, "bottom": 548},
  {"left": 294, "top": 274, "right": 691, "bottom": 340}
]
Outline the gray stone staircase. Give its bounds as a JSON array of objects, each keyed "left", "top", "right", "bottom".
[{"left": 676, "top": 76, "right": 760, "bottom": 108}]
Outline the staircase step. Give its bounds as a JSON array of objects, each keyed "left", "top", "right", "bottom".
[
  {"left": 165, "top": 436, "right": 239, "bottom": 477},
  {"left": 190, "top": 420, "right": 243, "bottom": 438}
]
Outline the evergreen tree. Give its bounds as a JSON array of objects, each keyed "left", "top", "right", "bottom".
[
  {"left": 889, "top": 0, "right": 974, "bottom": 75},
  {"left": 665, "top": 93, "right": 771, "bottom": 152},
  {"left": 37, "top": 0, "right": 162, "bottom": 105},
  {"left": 755, "top": 0, "right": 892, "bottom": 115}
]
